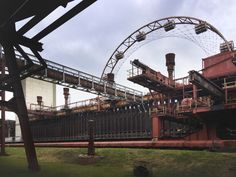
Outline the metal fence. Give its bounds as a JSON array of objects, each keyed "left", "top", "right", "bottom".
[{"left": 30, "top": 104, "right": 151, "bottom": 142}]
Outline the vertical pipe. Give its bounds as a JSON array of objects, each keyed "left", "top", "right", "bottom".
[
  {"left": 224, "top": 78, "right": 228, "bottom": 103},
  {"left": 63, "top": 87, "right": 69, "bottom": 109},
  {"left": 193, "top": 85, "right": 197, "bottom": 108},
  {"left": 151, "top": 112, "right": 161, "bottom": 140},
  {"left": 37, "top": 96, "right": 43, "bottom": 111},
  {"left": 165, "top": 53, "right": 175, "bottom": 85},
  {"left": 88, "top": 119, "right": 95, "bottom": 156},
  {"left": 97, "top": 96, "right": 101, "bottom": 111}
]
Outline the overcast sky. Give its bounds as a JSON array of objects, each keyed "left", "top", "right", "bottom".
[{"left": 17, "top": 0, "right": 236, "bottom": 105}]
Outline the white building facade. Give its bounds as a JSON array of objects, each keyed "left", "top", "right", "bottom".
[{"left": 15, "top": 78, "right": 56, "bottom": 140}]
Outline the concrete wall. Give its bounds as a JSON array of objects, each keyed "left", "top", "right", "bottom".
[
  {"left": 22, "top": 77, "right": 56, "bottom": 108},
  {"left": 15, "top": 78, "right": 56, "bottom": 140}
]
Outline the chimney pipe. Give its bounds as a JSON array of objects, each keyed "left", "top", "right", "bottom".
[
  {"left": 37, "top": 96, "right": 43, "bottom": 106},
  {"left": 63, "top": 88, "right": 70, "bottom": 108},
  {"left": 165, "top": 53, "right": 175, "bottom": 83}
]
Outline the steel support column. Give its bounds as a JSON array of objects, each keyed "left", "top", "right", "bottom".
[
  {"left": 151, "top": 112, "right": 161, "bottom": 140},
  {"left": 2, "top": 42, "right": 39, "bottom": 170},
  {"left": 193, "top": 85, "right": 197, "bottom": 107},
  {"left": 0, "top": 49, "right": 6, "bottom": 155},
  {"left": 88, "top": 119, "right": 95, "bottom": 156}
]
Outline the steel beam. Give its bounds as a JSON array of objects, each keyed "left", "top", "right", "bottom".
[
  {"left": 2, "top": 42, "right": 39, "bottom": 170},
  {"left": 0, "top": 92, "right": 6, "bottom": 155},
  {"left": 189, "top": 70, "right": 224, "bottom": 99},
  {"left": 0, "top": 53, "right": 6, "bottom": 155},
  {"left": 1, "top": 0, "right": 97, "bottom": 171},
  {"left": 33, "top": 0, "right": 97, "bottom": 41}
]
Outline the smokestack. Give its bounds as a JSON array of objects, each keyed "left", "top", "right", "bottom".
[
  {"left": 165, "top": 53, "right": 175, "bottom": 83},
  {"left": 63, "top": 87, "right": 70, "bottom": 108},
  {"left": 37, "top": 96, "right": 43, "bottom": 106},
  {"left": 107, "top": 73, "right": 114, "bottom": 83}
]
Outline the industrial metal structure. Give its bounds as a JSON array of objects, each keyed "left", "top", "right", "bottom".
[
  {"left": 101, "top": 16, "right": 233, "bottom": 80},
  {"left": 0, "top": 50, "right": 143, "bottom": 102},
  {"left": 21, "top": 16, "right": 236, "bottom": 148},
  {"left": 1, "top": 15, "right": 236, "bottom": 146},
  {"left": 1, "top": 3, "right": 236, "bottom": 170},
  {"left": 0, "top": 0, "right": 97, "bottom": 170},
  {"left": 23, "top": 50, "right": 236, "bottom": 145}
]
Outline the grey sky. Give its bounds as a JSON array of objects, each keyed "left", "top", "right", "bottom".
[{"left": 18, "top": 0, "right": 236, "bottom": 104}]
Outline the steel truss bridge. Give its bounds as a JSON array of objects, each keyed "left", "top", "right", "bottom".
[{"left": 0, "top": 49, "right": 143, "bottom": 102}]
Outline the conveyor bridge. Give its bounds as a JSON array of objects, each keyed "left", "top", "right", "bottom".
[{"left": 0, "top": 50, "right": 143, "bottom": 102}]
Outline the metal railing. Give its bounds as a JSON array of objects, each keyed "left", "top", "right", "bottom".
[{"left": 0, "top": 49, "right": 143, "bottom": 102}]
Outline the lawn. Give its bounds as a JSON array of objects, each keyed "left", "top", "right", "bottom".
[{"left": 0, "top": 147, "right": 236, "bottom": 177}]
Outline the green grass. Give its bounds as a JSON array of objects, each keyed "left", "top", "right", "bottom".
[{"left": 0, "top": 147, "right": 236, "bottom": 177}]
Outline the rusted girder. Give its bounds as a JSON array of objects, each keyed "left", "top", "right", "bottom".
[
  {"left": 189, "top": 70, "right": 224, "bottom": 99},
  {"left": 128, "top": 59, "right": 175, "bottom": 94}
]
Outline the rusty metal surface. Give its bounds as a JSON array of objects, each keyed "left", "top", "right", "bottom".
[
  {"left": 128, "top": 59, "right": 175, "bottom": 93},
  {"left": 189, "top": 70, "right": 224, "bottom": 99},
  {"left": 202, "top": 51, "right": 236, "bottom": 78},
  {"left": 1, "top": 2, "right": 236, "bottom": 151}
]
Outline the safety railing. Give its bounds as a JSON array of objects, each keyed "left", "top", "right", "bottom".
[
  {"left": 1, "top": 49, "right": 143, "bottom": 102},
  {"left": 174, "top": 76, "right": 190, "bottom": 88}
]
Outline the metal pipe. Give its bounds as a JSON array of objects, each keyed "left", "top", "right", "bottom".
[
  {"left": 88, "top": 119, "right": 95, "bottom": 156},
  {"left": 165, "top": 53, "right": 175, "bottom": 83},
  {"left": 63, "top": 87, "right": 70, "bottom": 109},
  {"left": 33, "top": 0, "right": 97, "bottom": 41}
]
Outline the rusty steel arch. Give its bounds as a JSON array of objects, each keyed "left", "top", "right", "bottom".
[{"left": 101, "top": 16, "right": 232, "bottom": 80}]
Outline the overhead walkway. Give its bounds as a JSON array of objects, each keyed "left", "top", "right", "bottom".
[{"left": 0, "top": 50, "right": 143, "bottom": 102}]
